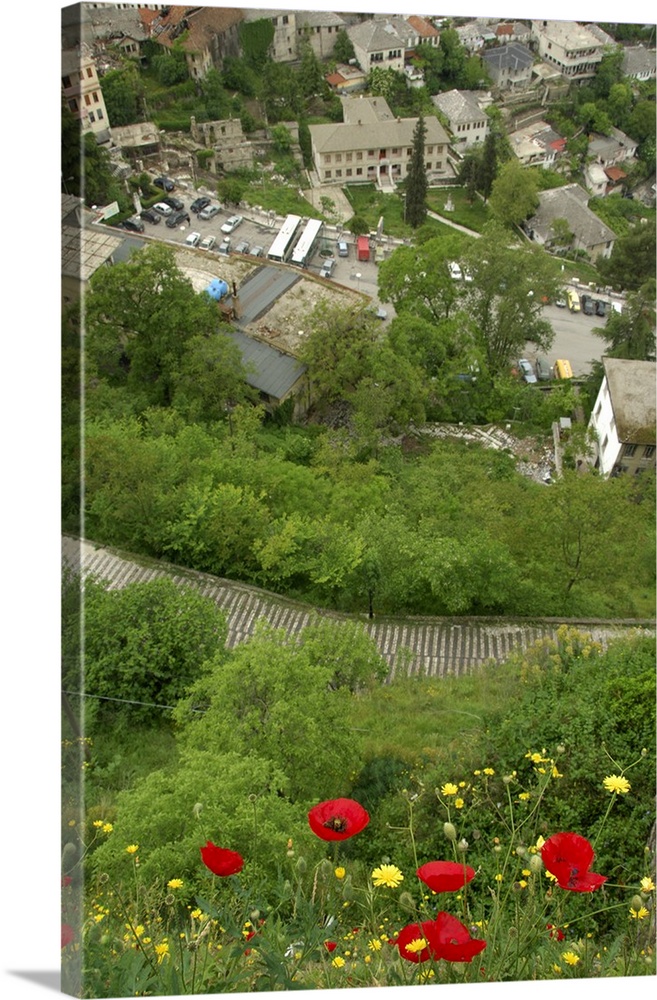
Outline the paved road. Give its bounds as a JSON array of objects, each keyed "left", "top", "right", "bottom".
[{"left": 62, "top": 536, "right": 651, "bottom": 682}]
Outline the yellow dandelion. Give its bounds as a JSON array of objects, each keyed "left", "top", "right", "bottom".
[
  {"left": 630, "top": 907, "right": 649, "bottom": 920},
  {"left": 494, "top": 874, "right": 503, "bottom": 882},
  {"left": 368, "top": 939, "right": 382, "bottom": 952},
  {"left": 458, "top": 781, "right": 467, "bottom": 788},
  {"left": 191, "top": 908, "right": 203, "bottom": 920},
  {"left": 142, "top": 937, "right": 151, "bottom": 945},
  {"left": 441, "top": 782, "right": 458, "bottom": 796},
  {"left": 155, "top": 942, "right": 169, "bottom": 964},
  {"left": 167, "top": 878, "right": 183, "bottom": 889},
  {"left": 102, "top": 823, "right": 113, "bottom": 833},
  {"left": 134, "top": 925, "right": 145, "bottom": 937},
  {"left": 562, "top": 951, "right": 580, "bottom": 966},
  {"left": 552, "top": 765, "right": 563, "bottom": 778},
  {"left": 334, "top": 867, "right": 346, "bottom": 880},
  {"left": 603, "top": 775, "right": 631, "bottom": 795},
  {"left": 640, "top": 876, "right": 655, "bottom": 892},
  {"left": 483, "top": 768, "right": 495, "bottom": 776},
  {"left": 68, "top": 820, "right": 76, "bottom": 827},
  {"left": 473, "top": 769, "right": 481, "bottom": 776},
  {"left": 405, "top": 938, "right": 427, "bottom": 955},
  {"left": 94, "top": 913, "right": 105, "bottom": 923},
  {"left": 552, "top": 964, "right": 563, "bottom": 974},
  {"left": 455, "top": 798, "right": 465, "bottom": 809},
  {"left": 371, "top": 864, "right": 404, "bottom": 888},
  {"left": 93, "top": 820, "right": 104, "bottom": 828},
  {"left": 331, "top": 956, "right": 345, "bottom": 968},
  {"left": 125, "top": 844, "right": 139, "bottom": 855},
  {"left": 518, "top": 792, "right": 530, "bottom": 801},
  {"left": 418, "top": 969, "right": 435, "bottom": 982},
  {"left": 364, "top": 954, "right": 372, "bottom": 964}
]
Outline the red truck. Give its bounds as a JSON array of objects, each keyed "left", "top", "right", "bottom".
[{"left": 357, "top": 235, "right": 370, "bottom": 261}]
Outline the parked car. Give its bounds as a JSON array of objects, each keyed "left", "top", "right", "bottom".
[
  {"left": 140, "top": 208, "right": 161, "bottom": 225},
  {"left": 221, "top": 214, "right": 243, "bottom": 234},
  {"left": 218, "top": 238, "right": 231, "bottom": 254},
  {"left": 162, "top": 195, "right": 184, "bottom": 212},
  {"left": 199, "top": 204, "right": 221, "bottom": 221},
  {"left": 320, "top": 257, "right": 336, "bottom": 279},
  {"left": 154, "top": 176, "right": 175, "bottom": 192},
  {"left": 234, "top": 240, "right": 250, "bottom": 254},
  {"left": 166, "top": 210, "right": 191, "bottom": 228},
  {"left": 190, "top": 196, "right": 211, "bottom": 214},
  {"left": 199, "top": 235, "right": 216, "bottom": 251},
  {"left": 337, "top": 241, "right": 349, "bottom": 257},
  {"left": 517, "top": 358, "right": 537, "bottom": 384},
  {"left": 185, "top": 231, "right": 201, "bottom": 247},
  {"left": 250, "top": 245, "right": 264, "bottom": 257},
  {"left": 374, "top": 307, "right": 388, "bottom": 320},
  {"left": 580, "top": 293, "right": 595, "bottom": 316},
  {"left": 153, "top": 202, "right": 173, "bottom": 216},
  {"left": 535, "top": 356, "right": 552, "bottom": 381},
  {"left": 120, "top": 216, "right": 145, "bottom": 233},
  {"left": 448, "top": 261, "right": 463, "bottom": 280},
  {"left": 555, "top": 292, "right": 567, "bottom": 308},
  {"left": 594, "top": 299, "right": 607, "bottom": 317}
]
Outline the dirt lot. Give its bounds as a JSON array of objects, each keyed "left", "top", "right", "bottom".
[{"left": 176, "top": 248, "right": 367, "bottom": 356}]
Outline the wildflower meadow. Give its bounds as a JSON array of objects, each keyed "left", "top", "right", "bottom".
[{"left": 60, "top": 619, "right": 656, "bottom": 998}]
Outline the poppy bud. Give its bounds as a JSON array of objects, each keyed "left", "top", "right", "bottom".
[
  {"left": 296, "top": 856, "right": 307, "bottom": 875},
  {"left": 556, "top": 745, "right": 566, "bottom": 755},
  {"left": 250, "top": 910, "right": 260, "bottom": 921},
  {"left": 165, "top": 894, "right": 175, "bottom": 906},
  {"left": 631, "top": 895, "right": 644, "bottom": 912},
  {"left": 516, "top": 846, "right": 527, "bottom": 857},
  {"left": 398, "top": 891, "right": 417, "bottom": 914},
  {"left": 61, "top": 843, "right": 77, "bottom": 866},
  {"left": 457, "top": 838, "right": 469, "bottom": 852},
  {"left": 193, "top": 803, "right": 203, "bottom": 818},
  {"left": 529, "top": 854, "right": 543, "bottom": 874},
  {"left": 444, "top": 822, "right": 457, "bottom": 842},
  {"left": 98, "top": 873, "right": 109, "bottom": 884}
]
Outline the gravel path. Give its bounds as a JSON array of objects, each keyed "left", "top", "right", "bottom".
[{"left": 62, "top": 535, "right": 652, "bottom": 681}]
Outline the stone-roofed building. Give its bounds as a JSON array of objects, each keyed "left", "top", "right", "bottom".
[
  {"left": 295, "top": 9, "right": 347, "bottom": 59},
  {"left": 482, "top": 42, "right": 534, "bottom": 90},
  {"left": 61, "top": 194, "right": 123, "bottom": 303},
  {"left": 531, "top": 20, "right": 606, "bottom": 82},
  {"left": 146, "top": 6, "right": 243, "bottom": 80},
  {"left": 62, "top": 2, "right": 148, "bottom": 60},
  {"left": 455, "top": 19, "right": 498, "bottom": 53},
  {"left": 622, "top": 45, "right": 657, "bottom": 81},
  {"left": 62, "top": 44, "right": 111, "bottom": 142},
  {"left": 405, "top": 15, "right": 440, "bottom": 48},
  {"left": 325, "top": 63, "right": 368, "bottom": 94},
  {"left": 524, "top": 183, "right": 617, "bottom": 261},
  {"left": 347, "top": 17, "right": 405, "bottom": 73},
  {"left": 588, "top": 126, "right": 639, "bottom": 168},
  {"left": 588, "top": 358, "right": 657, "bottom": 477},
  {"left": 507, "top": 120, "right": 565, "bottom": 169},
  {"left": 309, "top": 96, "right": 450, "bottom": 189},
  {"left": 431, "top": 90, "right": 489, "bottom": 149},
  {"left": 494, "top": 21, "right": 531, "bottom": 45}
]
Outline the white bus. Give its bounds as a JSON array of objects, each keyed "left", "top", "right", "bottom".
[
  {"left": 267, "top": 214, "right": 303, "bottom": 264},
  {"left": 290, "top": 218, "right": 324, "bottom": 267}
]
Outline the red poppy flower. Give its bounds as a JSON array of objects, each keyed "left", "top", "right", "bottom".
[
  {"left": 546, "top": 923, "right": 565, "bottom": 941},
  {"left": 307, "top": 798, "right": 370, "bottom": 841},
  {"left": 200, "top": 841, "right": 244, "bottom": 877},
  {"left": 541, "top": 832, "right": 607, "bottom": 892},
  {"left": 392, "top": 921, "right": 436, "bottom": 963},
  {"left": 61, "top": 875, "right": 72, "bottom": 888},
  {"left": 416, "top": 861, "right": 476, "bottom": 893},
  {"left": 61, "top": 923, "right": 75, "bottom": 949},
  {"left": 324, "top": 940, "right": 337, "bottom": 952},
  {"left": 425, "top": 912, "right": 487, "bottom": 963}
]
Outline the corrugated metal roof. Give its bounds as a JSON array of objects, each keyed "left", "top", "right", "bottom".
[{"left": 226, "top": 329, "right": 306, "bottom": 401}]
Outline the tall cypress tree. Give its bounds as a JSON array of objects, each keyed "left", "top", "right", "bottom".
[{"left": 405, "top": 114, "right": 428, "bottom": 229}]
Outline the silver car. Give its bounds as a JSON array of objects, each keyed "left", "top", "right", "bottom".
[
  {"left": 221, "top": 214, "right": 243, "bottom": 234},
  {"left": 199, "top": 204, "right": 221, "bottom": 221}
]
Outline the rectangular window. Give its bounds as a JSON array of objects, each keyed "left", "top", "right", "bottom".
[
  {"left": 624, "top": 443, "right": 637, "bottom": 457},
  {"left": 346, "top": 168, "right": 352, "bottom": 176},
  {"left": 324, "top": 154, "right": 331, "bottom": 164},
  {"left": 98, "top": 109, "right": 104, "bottom": 119},
  {"left": 426, "top": 162, "right": 432, "bottom": 169},
  {"left": 356, "top": 151, "right": 363, "bottom": 161},
  {"left": 427, "top": 145, "right": 433, "bottom": 153},
  {"left": 356, "top": 167, "right": 363, "bottom": 175},
  {"left": 336, "top": 169, "right": 342, "bottom": 178},
  {"left": 391, "top": 147, "right": 400, "bottom": 155},
  {"left": 282, "top": 15, "right": 288, "bottom": 25},
  {"left": 346, "top": 152, "right": 352, "bottom": 162},
  {"left": 644, "top": 445, "right": 655, "bottom": 458},
  {"left": 368, "top": 149, "right": 375, "bottom": 157},
  {"left": 88, "top": 110, "right": 96, "bottom": 122},
  {"left": 325, "top": 170, "right": 332, "bottom": 179},
  {"left": 84, "top": 93, "right": 91, "bottom": 106},
  {"left": 86, "top": 67, "right": 93, "bottom": 78},
  {"left": 93, "top": 91, "right": 99, "bottom": 103},
  {"left": 62, "top": 75, "right": 71, "bottom": 88},
  {"left": 68, "top": 98, "right": 78, "bottom": 112},
  {"left": 335, "top": 153, "right": 342, "bottom": 163}
]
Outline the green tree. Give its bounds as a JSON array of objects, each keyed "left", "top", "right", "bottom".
[
  {"left": 594, "top": 280, "right": 656, "bottom": 361},
  {"left": 262, "top": 61, "right": 302, "bottom": 122},
  {"left": 462, "top": 223, "right": 557, "bottom": 372},
  {"left": 333, "top": 28, "right": 356, "bottom": 65},
  {"left": 298, "top": 304, "right": 381, "bottom": 404},
  {"left": 549, "top": 216, "right": 574, "bottom": 249},
  {"left": 239, "top": 17, "right": 275, "bottom": 69},
  {"left": 216, "top": 177, "right": 246, "bottom": 205},
  {"left": 592, "top": 46, "right": 624, "bottom": 99},
  {"left": 348, "top": 214, "right": 369, "bottom": 236},
  {"left": 271, "top": 123, "right": 293, "bottom": 152},
  {"left": 298, "top": 40, "right": 326, "bottom": 98},
  {"left": 477, "top": 130, "right": 498, "bottom": 202},
  {"left": 152, "top": 44, "right": 189, "bottom": 86},
  {"left": 377, "top": 235, "right": 470, "bottom": 323},
  {"left": 405, "top": 114, "right": 428, "bottom": 228},
  {"left": 81, "top": 131, "right": 128, "bottom": 210},
  {"left": 100, "top": 63, "right": 143, "bottom": 126},
  {"left": 437, "top": 28, "right": 468, "bottom": 88},
  {"left": 488, "top": 159, "right": 540, "bottom": 228},
  {"left": 175, "top": 620, "right": 364, "bottom": 800},
  {"left": 597, "top": 217, "right": 656, "bottom": 291},
  {"left": 85, "top": 244, "right": 222, "bottom": 407},
  {"left": 74, "top": 577, "right": 229, "bottom": 729},
  {"left": 200, "top": 68, "right": 230, "bottom": 120},
  {"left": 171, "top": 332, "right": 255, "bottom": 422}
]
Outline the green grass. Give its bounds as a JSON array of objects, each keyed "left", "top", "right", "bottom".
[
  {"left": 426, "top": 187, "right": 491, "bottom": 232},
  {"left": 342, "top": 184, "right": 473, "bottom": 240},
  {"left": 241, "top": 179, "right": 318, "bottom": 217}
]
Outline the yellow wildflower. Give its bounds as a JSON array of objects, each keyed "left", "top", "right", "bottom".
[
  {"left": 405, "top": 938, "right": 427, "bottom": 955},
  {"left": 518, "top": 792, "right": 530, "bottom": 801},
  {"left": 364, "top": 955, "right": 371, "bottom": 964},
  {"left": 494, "top": 874, "right": 503, "bottom": 882},
  {"left": 368, "top": 939, "right": 382, "bottom": 952},
  {"left": 102, "top": 823, "right": 113, "bottom": 833},
  {"left": 552, "top": 964, "right": 562, "bottom": 974},
  {"left": 331, "top": 956, "right": 345, "bottom": 969},
  {"left": 630, "top": 907, "right": 649, "bottom": 920},
  {"left": 562, "top": 951, "right": 580, "bottom": 966},
  {"left": 167, "top": 878, "right": 183, "bottom": 889},
  {"left": 441, "top": 782, "right": 458, "bottom": 796},
  {"left": 134, "top": 926, "right": 145, "bottom": 937},
  {"left": 94, "top": 913, "right": 105, "bottom": 923},
  {"left": 93, "top": 820, "right": 104, "bottom": 828},
  {"left": 640, "top": 876, "right": 655, "bottom": 892},
  {"left": 155, "top": 942, "right": 169, "bottom": 963},
  {"left": 334, "top": 867, "right": 346, "bottom": 880},
  {"left": 455, "top": 798, "right": 465, "bottom": 809},
  {"left": 125, "top": 844, "right": 139, "bottom": 854},
  {"left": 603, "top": 775, "right": 631, "bottom": 795},
  {"left": 483, "top": 768, "right": 495, "bottom": 776},
  {"left": 191, "top": 909, "right": 203, "bottom": 920},
  {"left": 371, "top": 864, "right": 404, "bottom": 888}
]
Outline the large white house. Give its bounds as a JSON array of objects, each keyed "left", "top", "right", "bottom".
[{"left": 588, "top": 359, "right": 656, "bottom": 477}]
